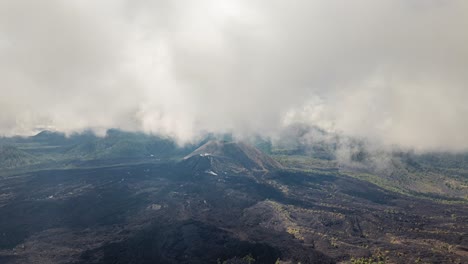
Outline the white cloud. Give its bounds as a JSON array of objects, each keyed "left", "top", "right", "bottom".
[{"left": 0, "top": 0, "right": 467, "bottom": 150}]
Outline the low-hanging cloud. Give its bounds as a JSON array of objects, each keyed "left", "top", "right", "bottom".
[{"left": 1, "top": 0, "right": 467, "bottom": 151}]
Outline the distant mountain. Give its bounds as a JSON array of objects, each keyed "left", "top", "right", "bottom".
[
  {"left": 0, "top": 130, "right": 199, "bottom": 170},
  {"left": 30, "top": 130, "right": 68, "bottom": 145},
  {"left": 0, "top": 145, "right": 39, "bottom": 169},
  {"left": 182, "top": 140, "right": 282, "bottom": 174},
  {"left": 66, "top": 130, "right": 186, "bottom": 160}
]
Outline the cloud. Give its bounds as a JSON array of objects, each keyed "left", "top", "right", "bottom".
[{"left": 0, "top": 0, "right": 467, "bottom": 150}]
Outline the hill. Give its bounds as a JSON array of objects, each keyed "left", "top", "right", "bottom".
[
  {"left": 0, "top": 145, "right": 39, "bottom": 169},
  {"left": 182, "top": 140, "right": 282, "bottom": 175}
]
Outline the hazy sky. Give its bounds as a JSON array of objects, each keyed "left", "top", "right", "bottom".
[{"left": 1, "top": 0, "right": 467, "bottom": 151}]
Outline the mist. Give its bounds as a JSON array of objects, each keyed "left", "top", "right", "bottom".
[{"left": 1, "top": 0, "right": 467, "bottom": 152}]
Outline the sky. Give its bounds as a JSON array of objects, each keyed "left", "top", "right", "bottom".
[{"left": 0, "top": 0, "right": 467, "bottom": 152}]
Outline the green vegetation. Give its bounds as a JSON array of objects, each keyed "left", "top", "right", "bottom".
[
  {"left": 350, "top": 257, "right": 385, "bottom": 264},
  {"left": 217, "top": 254, "right": 256, "bottom": 264},
  {"left": 0, "top": 130, "right": 192, "bottom": 174},
  {"left": 350, "top": 249, "right": 388, "bottom": 264},
  {"left": 273, "top": 153, "right": 468, "bottom": 204},
  {"left": 0, "top": 145, "right": 41, "bottom": 169},
  {"left": 242, "top": 254, "right": 255, "bottom": 264}
]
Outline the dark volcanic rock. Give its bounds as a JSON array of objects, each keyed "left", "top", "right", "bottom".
[{"left": 79, "top": 220, "right": 283, "bottom": 264}]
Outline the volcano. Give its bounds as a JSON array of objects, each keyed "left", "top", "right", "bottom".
[{"left": 182, "top": 140, "right": 282, "bottom": 175}]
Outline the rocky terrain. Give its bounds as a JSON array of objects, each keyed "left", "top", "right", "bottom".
[{"left": 0, "top": 132, "right": 466, "bottom": 263}]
